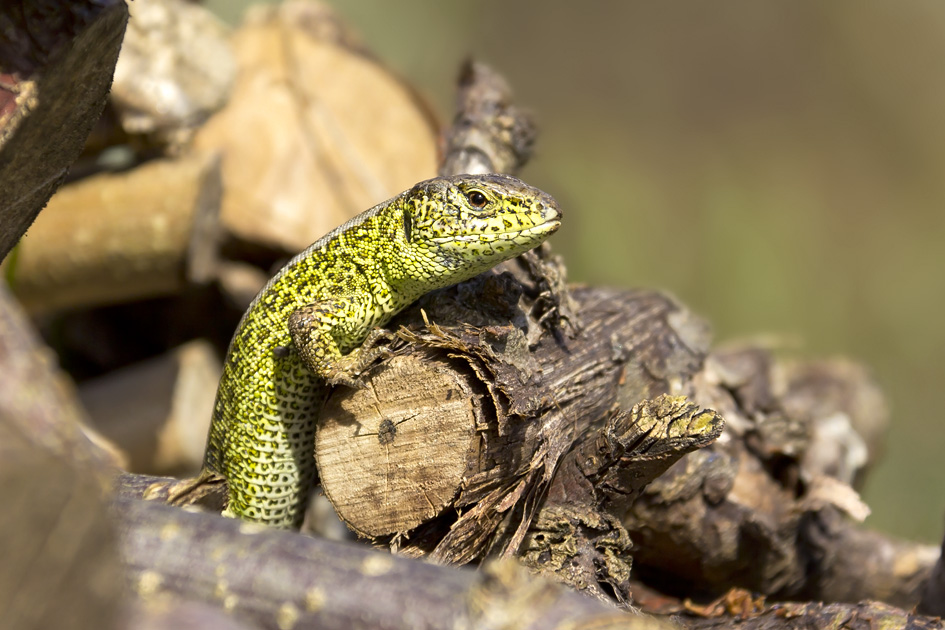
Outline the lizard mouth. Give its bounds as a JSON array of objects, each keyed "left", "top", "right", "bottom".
[
  {"left": 431, "top": 214, "right": 561, "bottom": 244},
  {"left": 520, "top": 217, "right": 561, "bottom": 238}
]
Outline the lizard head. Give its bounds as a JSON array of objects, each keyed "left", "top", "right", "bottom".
[{"left": 395, "top": 173, "right": 562, "bottom": 287}]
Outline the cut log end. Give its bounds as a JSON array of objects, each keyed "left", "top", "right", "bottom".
[{"left": 316, "top": 354, "right": 485, "bottom": 538}]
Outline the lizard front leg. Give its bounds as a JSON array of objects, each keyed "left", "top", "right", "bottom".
[{"left": 288, "top": 295, "right": 392, "bottom": 389}]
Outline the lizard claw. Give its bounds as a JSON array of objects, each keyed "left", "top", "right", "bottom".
[
  {"left": 322, "top": 359, "right": 369, "bottom": 389},
  {"left": 325, "top": 331, "right": 393, "bottom": 388},
  {"left": 326, "top": 372, "right": 368, "bottom": 389}
]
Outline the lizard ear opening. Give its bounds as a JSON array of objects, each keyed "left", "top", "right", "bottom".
[{"left": 402, "top": 207, "right": 413, "bottom": 242}]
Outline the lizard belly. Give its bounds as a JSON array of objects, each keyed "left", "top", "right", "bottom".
[{"left": 220, "top": 352, "right": 326, "bottom": 528}]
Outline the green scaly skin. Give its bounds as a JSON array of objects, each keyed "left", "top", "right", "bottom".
[{"left": 202, "top": 173, "right": 562, "bottom": 528}]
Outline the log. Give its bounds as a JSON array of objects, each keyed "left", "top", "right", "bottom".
[
  {"left": 316, "top": 285, "right": 713, "bottom": 569},
  {"left": 190, "top": 0, "right": 439, "bottom": 253},
  {"left": 317, "top": 353, "right": 489, "bottom": 538},
  {"left": 5, "top": 152, "right": 222, "bottom": 314},
  {"left": 0, "top": 279, "right": 126, "bottom": 628},
  {"left": 110, "top": 0, "right": 235, "bottom": 143},
  {"left": 0, "top": 282, "right": 118, "bottom": 474},
  {"left": 0, "top": 445, "right": 124, "bottom": 630},
  {"left": 0, "top": 0, "right": 128, "bottom": 260},
  {"left": 114, "top": 497, "right": 670, "bottom": 630}
]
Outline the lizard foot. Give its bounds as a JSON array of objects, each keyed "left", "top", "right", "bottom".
[
  {"left": 323, "top": 329, "right": 394, "bottom": 388},
  {"left": 323, "top": 362, "right": 368, "bottom": 389}
]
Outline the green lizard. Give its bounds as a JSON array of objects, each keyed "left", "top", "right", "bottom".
[{"left": 201, "top": 173, "right": 561, "bottom": 529}]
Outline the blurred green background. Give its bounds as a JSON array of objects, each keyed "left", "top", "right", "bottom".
[{"left": 207, "top": 0, "right": 945, "bottom": 543}]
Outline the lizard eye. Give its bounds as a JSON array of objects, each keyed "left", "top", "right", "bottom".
[{"left": 466, "top": 190, "right": 488, "bottom": 208}]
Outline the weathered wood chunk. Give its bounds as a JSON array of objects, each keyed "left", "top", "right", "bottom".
[{"left": 0, "top": 0, "right": 128, "bottom": 260}]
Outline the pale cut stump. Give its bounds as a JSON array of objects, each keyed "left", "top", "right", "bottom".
[{"left": 318, "top": 354, "right": 485, "bottom": 538}]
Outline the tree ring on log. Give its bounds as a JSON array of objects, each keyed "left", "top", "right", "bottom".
[{"left": 316, "top": 353, "right": 487, "bottom": 538}]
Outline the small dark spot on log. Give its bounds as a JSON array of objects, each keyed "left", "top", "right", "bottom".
[{"left": 377, "top": 419, "right": 396, "bottom": 445}]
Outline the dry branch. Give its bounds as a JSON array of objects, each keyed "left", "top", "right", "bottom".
[
  {"left": 623, "top": 344, "right": 940, "bottom": 606},
  {"left": 440, "top": 60, "right": 536, "bottom": 177},
  {"left": 521, "top": 396, "right": 723, "bottom": 604}
]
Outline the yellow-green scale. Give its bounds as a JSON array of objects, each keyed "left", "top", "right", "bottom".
[{"left": 202, "top": 174, "right": 561, "bottom": 529}]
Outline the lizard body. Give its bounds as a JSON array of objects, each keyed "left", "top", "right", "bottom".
[{"left": 202, "top": 174, "right": 561, "bottom": 528}]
